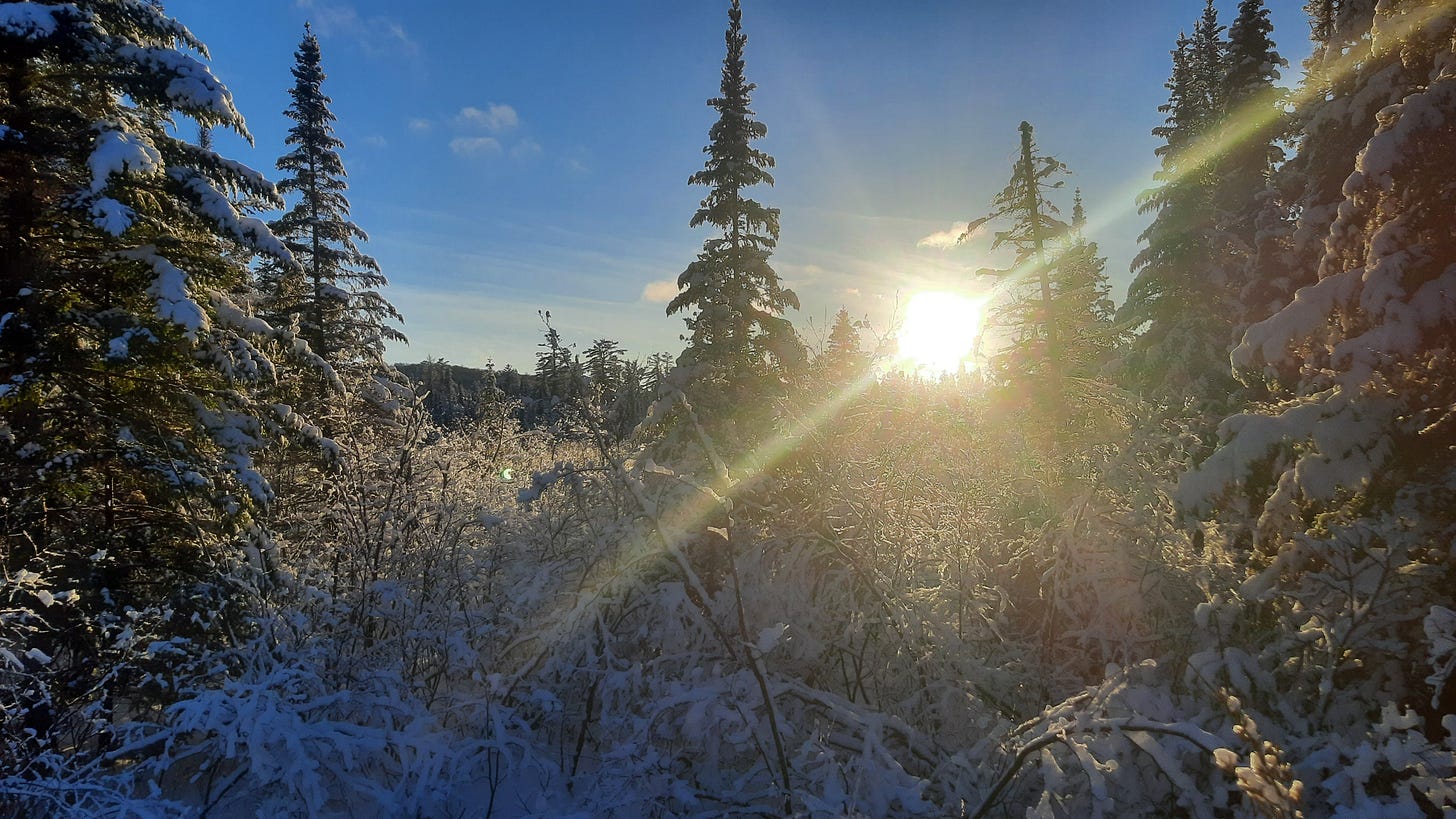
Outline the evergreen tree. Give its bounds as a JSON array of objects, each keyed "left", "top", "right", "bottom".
[
  {"left": 667, "top": 0, "right": 800, "bottom": 405},
  {"left": 1182, "top": 0, "right": 1456, "bottom": 757},
  {"left": 0, "top": 0, "right": 323, "bottom": 760},
  {"left": 1239, "top": 0, "right": 1389, "bottom": 331},
  {"left": 646, "top": 351, "right": 675, "bottom": 396},
  {"left": 1052, "top": 190, "right": 1116, "bottom": 378},
  {"left": 262, "top": 24, "right": 403, "bottom": 377},
  {"left": 584, "top": 337, "right": 624, "bottom": 407},
  {"left": 1118, "top": 6, "right": 1237, "bottom": 411},
  {"left": 534, "top": 311, "right": 572, "bottom": 402},
  {"left": 963, "top": 124, "right": 1116, "bottom": 453},
  {"left": 1219, "top": 0, "right": 1286, "bottom": 245},
  {"left": 819, "top": 308, "right": 872, "bottom": 385}
]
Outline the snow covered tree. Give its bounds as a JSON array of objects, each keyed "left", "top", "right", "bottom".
[
  {"left": 1218, "top": 0, "right": 1286, "bottom": 250},
  {"left": 667, "top": 0, "right": 800, "bottom": 409},
  {"left": 1118, "top": 6, "right": 1239, "bottom": 411},
  {"left": 975, "top": 123, "right": 1111, "bottom": 390},
  {"left": 1238, "top": 0, "right": 1391, "bottom": 332},
  {"left": 0, "top": 0, "right": 326, "bottom": 765},
  {"left": 261, "top": 24, "right": 402, "bottom": 379},
  {"left": 1179, "top": 5, "right": 1456, "bottom": 809},
  {"left": 817, "top": 308, "right": 872, "bottom": 385}
]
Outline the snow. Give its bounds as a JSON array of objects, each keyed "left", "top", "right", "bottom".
[
  {"left": 88, "top": 130, "right": 163, "bottom": 194},
  {"left": 114, "top": 44, "right": 241, "bottom": 123},
  {"left": 89, "top": 197, "right": 135, "bottom": 236},
  {"left": 117, "top": 246, "right": 209, "bottom": 340},
  {"left": 0, "top": 2, "right": 73, "bottom": 39},
  {"left": 172, "top": 169, "right": 293, "bottom": 262}
]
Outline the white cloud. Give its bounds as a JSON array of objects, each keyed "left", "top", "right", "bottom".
[
  {"left": 407, "top": 118, "right": 432, "bottom": 133},
  {"left": 917, "top": 217, "right": 990, "bottom": 249},
  {"left": 458, "top": 104, "right": 519, "bottom": 132},
  {"left": 641, "top": 279, "right": 679, "bottom": 303},
  {"left": 360, "top": 134, "right": 387, "bottom": 147},
  {"left": 510, "top": 139, "right": 543, "bottom": 160},
  {"left": 450, "top": 136, "right": 502, "bottom": 156},
  {"left": 296, "top": 0, "right": 418, "bottom": 58}
]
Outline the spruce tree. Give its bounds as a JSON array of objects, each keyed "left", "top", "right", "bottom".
[
  {"left": 1052, "top": 189, "right": 1116, "bottom": 378},
  {"left": 263, "top": 24, "right": 403, "bottom": 378},
  {"left": 1219, "top": 0, "right": 1285, "bottom": 244},
  {"left": 819, "top": 308, "right": 872, "bottom": 385},
  {"left": 977, "top": 121, "right": 1072, "bottom": 385},
  {"left": 667, "top": 0, "right": 800, "bottom": 405},
  {"left": 1238, "top": 0, "right": 1390, "bottom": 331},
  {"left": 584, "top": 338, "right": 625, "bottom": 406},
  {"left": 1118, "top": 6, "right": 1236, "bottom": 411},
  {"left": 0, "top": 0, "right": 323, "bottom": 759},
  {"left": 1182, "top": 1, "right": 1456, "bottom": 756}
]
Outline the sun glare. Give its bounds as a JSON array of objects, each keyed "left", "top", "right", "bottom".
[{"left": 896, "top": 291, "right": 985, "bottom": 376}]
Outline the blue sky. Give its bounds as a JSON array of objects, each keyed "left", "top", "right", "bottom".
[{"left": 166, "top": 1, "right": 1310, "bottom": 372}]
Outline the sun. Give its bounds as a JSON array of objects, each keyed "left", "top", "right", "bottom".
[{"left": 896, "top": 291, "right": 986, "bottom": 375}]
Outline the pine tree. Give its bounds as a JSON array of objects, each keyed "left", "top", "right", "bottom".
[
  {"left": 584, "top": 338, "right": 624, "bottom": 406},
  {"left": 1182, "top": 0, "right": 1456, "bottom": 759},
  {"left": 262, "top": 24, "right": 403, "bottom": 377},
  {"left": 667, "top": 0, "right": 800, "bottom": 405},
  {"left": 534, "top": 311, "right": 573, "bottom": 402},
  {"left": 0, "top": 0, "right": 324, "bottom": 760},
  {"left": 1118, "top": 6, "right": 1237, "bottom": 411},
  {"left": 1219, "top": 0, "right": 1286, "bottom": 245},
  {"left": 819, "top": 308, "right": 872, "bottom": 385},
  {"left": 977, "top": 121, "right": 1072, "bottom": 385}
]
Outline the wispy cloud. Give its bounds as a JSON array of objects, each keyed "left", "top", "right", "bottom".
[
  {"left": 407, "top": 118, "right": 432, "bottom": 133},
  {"left": 917, "top": 217, "right": 990, "bottom": 249},
  {"left": 450, "top": 136, "right": 502, "bottom": 156},
  {"left": 296, "top": 0, "right": 418, "bottom": 58},
  {"left": 458, "top": 104, "right": 519, "bottom": 132},
  {"left": 641, "top": 279, "right": 678, "bottom": 303},
  {"left": 510, "top": 139, "right": 543, "bottom": 160},
  {"left": 360, "top": 134, "right": 387, "bottom": 148}
]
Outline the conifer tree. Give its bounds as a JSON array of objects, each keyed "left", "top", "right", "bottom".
[
  {"left": 1238, "top": 0, "right": 1388, "bottom": 330},
  {"left": 263, "top": 24, "right": 403, "bottom": 377},
  {"left": 962, "top": 124, "right": 1116, "bottom": 448},
  {"left": 0, "top": 0, "right": 324, "bottom": 759},
  {"left": 1052, "top": 190, "right": 1116, "bottom": 377},
  {"left": 1219, "top": 0, "right": 1286, "bottom": 247},
  {"left": 668, "top": 0, "right": 800, "bottom": 404},
  {"left": 584, "top": 338, "right": 625, "bottom": 405},
  {"left": 1182, "top": 1, "right": 1456, "bottom": 754},
  {"left": 819, "top": 308, "right": 872, "bottom": 385},
  {"left": 1118, "top": 5, "right": 1237, "bottom": 411}
]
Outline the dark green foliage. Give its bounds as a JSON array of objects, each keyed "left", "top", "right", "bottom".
[
  {"left": 977, "top": 124, "right": 1112, "bottom": 388},
  {"left": 1118, "top": 4, "right": 1240, "bottom": 411},
  {"left": 261, "top": 25, "right": 403, "bottom": 374},
  {"left": 0, "top": 0, "right": 320, "bottom": 766},
  {"left": 818, "top": 308, "right": 872, "bottom": 385},
  {"left": 668, "top": 0, "right": 801, "bottom": 407}
]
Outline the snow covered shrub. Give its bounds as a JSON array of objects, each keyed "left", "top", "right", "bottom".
[{"left": 103, "top": 624, "right": 534, "bottom": 817}]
